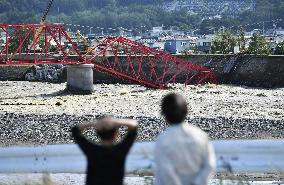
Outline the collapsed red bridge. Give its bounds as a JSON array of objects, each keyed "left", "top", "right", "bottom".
[{"left": 0, "top": 24, "right": 217, "bottom": 89}]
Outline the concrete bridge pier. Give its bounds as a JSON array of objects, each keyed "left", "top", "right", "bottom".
[{"left": 66, "top": 64, "right": 94, "bottom": 94}]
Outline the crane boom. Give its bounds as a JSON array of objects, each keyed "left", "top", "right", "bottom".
[{"left": 41, "top": 0, "right": 55, "bottom": 23}]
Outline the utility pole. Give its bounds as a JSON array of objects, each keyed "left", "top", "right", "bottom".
[
  {"left": 262, "top": 22, "right": 265, "bottom": 36},
  {"left": 89, "top": 27, "right": 93, "bottom": 34},
  {"left": 57, "top": 7, "right": 60, "bottom": 23},
  {"left": 220, "top": 26, "right": 225, "bottom": 34}
]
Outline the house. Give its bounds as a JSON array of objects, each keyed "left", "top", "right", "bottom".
[
  {"left": 152, "top": 42, "right": 165, "bottom": 50},
  {"left": 275, "top": 29, "right": 284, "bottom": 36},
  {"left": 195, "top": 35, "right": 213, "bottom": 53},
  {"left": 149, "top": 27, "right": 164, "bottom": 37},
  {"left": 164, "top": 38, "right": 195, "bottom": 54},
  {"left": 0, "top": 31, "right": 5, "bottom": 44},
  {"left": 265, "top": 36, "right": 284, "bottom": 52},
  {"left": 138, "top": 37, "right": 165, "bottom": 50}
]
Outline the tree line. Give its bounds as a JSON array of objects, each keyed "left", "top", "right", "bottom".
[
  {"left": 211, "top": 29, "right": 284, "bottom": 55},
  {"left": 0, "top": 0, "right": 283, "bottom": 34}
]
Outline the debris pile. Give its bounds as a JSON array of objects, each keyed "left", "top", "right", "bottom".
[{"left": 25, "top": 64, "right": 65, "bottom": 82}]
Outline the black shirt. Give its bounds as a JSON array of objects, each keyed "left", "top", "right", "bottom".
[{"left": 71, "top": 126, "right": 137, "bottom": 185}]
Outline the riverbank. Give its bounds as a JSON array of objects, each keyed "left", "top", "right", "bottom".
[
  {"left": 0, "top": 81, "right": 283, "bottom": 146},
  {"left": 0, "top": 81, "right": 283, "bottom": 184}
]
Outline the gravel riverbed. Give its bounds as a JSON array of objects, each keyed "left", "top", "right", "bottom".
[
  {"left": 0, "top": 81, "right": 283, "bottom": 146},
  {"left": 0, "top": 81, "right": 284, "bottom": 184}
]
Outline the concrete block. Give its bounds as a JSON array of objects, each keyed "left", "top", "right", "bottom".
[{"left": 67, "top": 64, "right": 94, "bottom": 94}]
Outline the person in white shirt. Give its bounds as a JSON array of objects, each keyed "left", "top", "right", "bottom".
[{"left": 154, "top": 93, "right": 216, "bottom": 185}]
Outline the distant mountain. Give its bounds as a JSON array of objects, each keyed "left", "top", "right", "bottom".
[
  {"left": 161, "top": 0, "right": 256, "bottom": 16},
  {"left": 0, "top": 0, "right": 283, "bottom": 34}
]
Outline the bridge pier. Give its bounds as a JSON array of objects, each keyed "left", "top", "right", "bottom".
[{"left": 66, "top": 64, "right": 94, "bottom": 94}]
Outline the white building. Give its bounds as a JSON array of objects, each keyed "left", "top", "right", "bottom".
[
  {"left": 0, "top": 31, "right": 6, "bottom": 44},
  {"left": 149, "top": 27, "right": 164, "bottom": 37},
  {"left": 275, "top": 29, "right": 284, "bottom": 36},
  {"left": 195, "top": 35, "right": 214, "bottom": 53}
]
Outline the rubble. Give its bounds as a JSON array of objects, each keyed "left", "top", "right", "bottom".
[{"left": 25, "top": 64, "right": 65, "bottom": 83}]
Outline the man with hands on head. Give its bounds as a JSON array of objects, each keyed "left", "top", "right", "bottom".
[{"left": 71, "top": 117, "right": 138, "bottom": 185}]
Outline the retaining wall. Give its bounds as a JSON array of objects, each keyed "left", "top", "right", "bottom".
[
  {"left": 0, "top": 55, "right": 283, "bottom": 88},
  {"left": 92, "top": 55, "right": 284, "bottom": 88},
  {"left": 179, "top": 55, "right": 284, "bottom": 88}
]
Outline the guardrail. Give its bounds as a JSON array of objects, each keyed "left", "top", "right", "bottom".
[{"left": 0, "top": 140, "right": 283, "bottom": 174}]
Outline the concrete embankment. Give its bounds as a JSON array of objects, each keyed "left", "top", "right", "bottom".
[
  {"left": 180, "top": 55, "right": 284, "bottom": 88},
  {"left": 92, "top": 55, "right": 284, "bottom": 88},
  {"left": 0, "top": 55, "right": 283, "bottom": 88},
  {"left": 0, "top": 65, "right": 32, "bottom": 81}
]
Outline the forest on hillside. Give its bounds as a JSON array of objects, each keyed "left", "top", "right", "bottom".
[{"left": 0, "top": 0, "right": 283, "bottom": 34}]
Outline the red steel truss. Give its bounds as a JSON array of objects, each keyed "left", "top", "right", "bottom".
[
  {"left": 0, "top": 24, "right": 217, "bottom": 88},
  {"left": 0, "top": 24, "right": 84, "bottom": 65}
]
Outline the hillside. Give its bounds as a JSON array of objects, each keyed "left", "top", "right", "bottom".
[{"left": 0, "top": 0, "right": 283, "bottom": 34}]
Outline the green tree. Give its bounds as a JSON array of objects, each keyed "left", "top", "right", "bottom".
[
  {"left": 274, "top": 41, "right": 284, "bottom": 55},
  {"left": 8, "top": 36, "right": 18, "bottom": 54},
  {"left": 1, "top": 0, "right": 284, "bottom": 33},
  {"left": 211, "top": 31, "right": 236, "bottom": 54},
  {"left": 247, "top": 33, "right": 271, "bottom": 55},
  {"left": 8, "top": 27, "right": 32, "bottom": 54}
]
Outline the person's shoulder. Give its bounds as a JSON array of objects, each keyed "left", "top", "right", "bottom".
[
  {"left": 124, "top": 127, "right": 138, "bottom": 141},
  {"left": 183, "top": 124, "right": 209, "bottom": 141},
  {"left": 155, "top": 125, "right": 181, "bottom": 147},
  {"left": 71, "top": 125, "right": 81, "bottom": 136},
  {"left": 155, "top": 128, "right": 169, "bottom": 145},
  {"left": 187, "top": 124, "right": 207, "bottom": 134}
]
